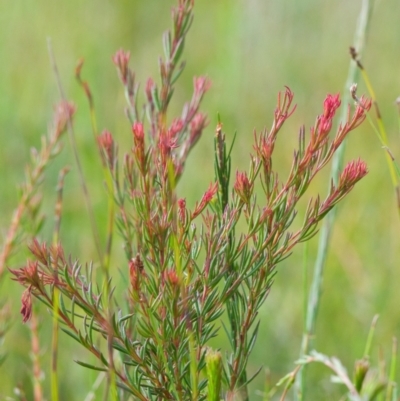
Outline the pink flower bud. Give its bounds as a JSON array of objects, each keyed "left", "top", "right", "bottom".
[
  {"left": 319, "top": 93, "right": 341, "bottom": 136},
  {"left": 234, "top": 171, "right": 253, "bottom": 204},
  {"left": 97, "top": 130, "right": 115, "bottom": 168},
  {"left": 169, "top": 118, "right": 184, "bottom": 138},
  {"left": 191, "top": 182, "right": 218, "bottom": 219},
  {"left": 190, "top": 113, "right": 208, "bottom": 142},
  {"left": 178, "top": 198, "right": 187, "bottom": 225},
  {"left": 145, "top": 78, "right": 156, "bottom": 103},
  {"left": 54, "top": 101, "right": 76, "bottom": 135},
  {"left": 132, "top": 122, "right": 145, "bottom": 142},
  {"left": 193, "top": 76, "right": 211, "bottom": 95},
  {"left": 339, "top": 159, "right": 368, "bottom": 190},
  {"left": 112, "top": 49, "right": 131, "bottom": 85}
]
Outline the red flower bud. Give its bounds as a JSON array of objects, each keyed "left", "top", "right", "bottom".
[{"left": 21, "top": 287, "right": 33, "bottom": 323}]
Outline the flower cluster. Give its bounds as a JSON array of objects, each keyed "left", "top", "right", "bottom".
[{"left": 9, "top": 0, "right": 372, "bottom": 399}]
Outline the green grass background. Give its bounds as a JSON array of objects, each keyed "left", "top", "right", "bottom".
[{"left": 1, "top": 0, "right": 400, "bottom": 399}]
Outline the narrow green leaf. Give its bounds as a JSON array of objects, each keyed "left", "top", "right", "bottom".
[{"left": 75, "top": 359, "right": 108, "bottom": 372}]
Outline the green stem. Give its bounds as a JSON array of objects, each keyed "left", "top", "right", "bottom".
[
  {"left": 47, "top": 38, "right": 104, "bottom": 263},
  {"left": 295, "top": 1, "right": 373, "bottom": 399}
]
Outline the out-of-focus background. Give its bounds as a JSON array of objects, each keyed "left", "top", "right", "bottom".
[{"left": 1, "top": 0, "right": 400, "bottom": 399}]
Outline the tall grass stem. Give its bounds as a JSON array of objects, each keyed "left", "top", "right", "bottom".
[
  {"left": 47, "top": 39, "right": 103, "bottom": 262},
  {"left": 295, "top": 0, "right": 374, "bottom": 398}
]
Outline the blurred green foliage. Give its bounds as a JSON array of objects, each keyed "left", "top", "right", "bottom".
[{"left": 1, "top": 0, "right": 400, "bottom": 399}]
